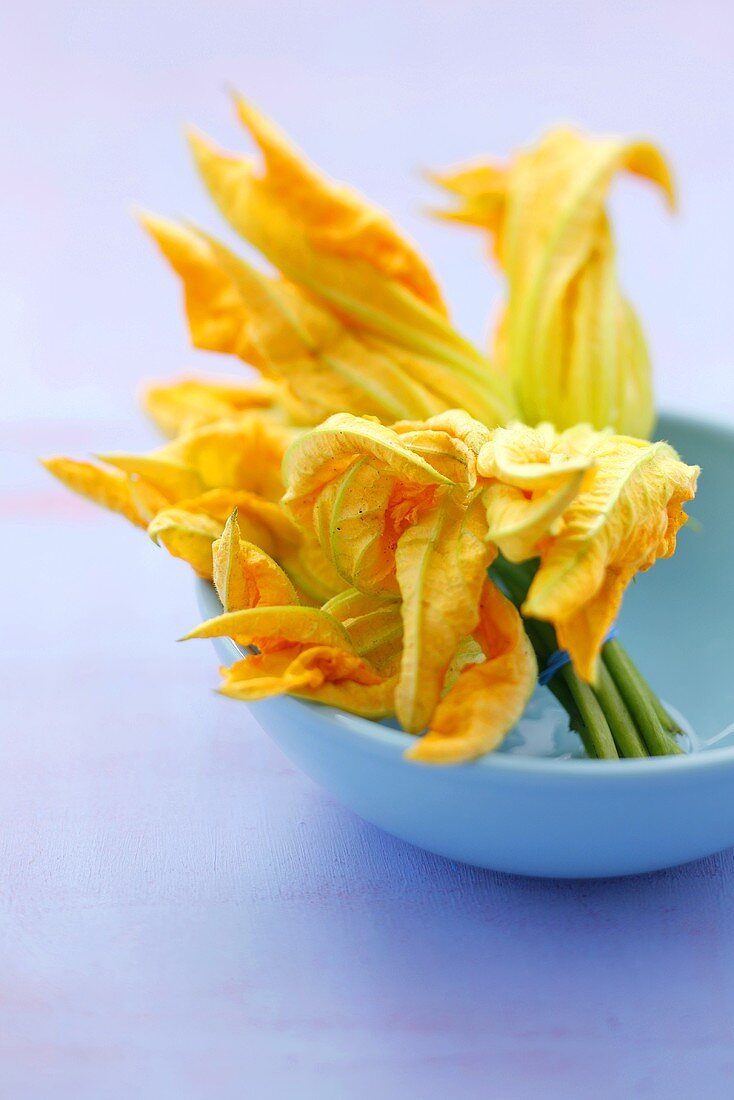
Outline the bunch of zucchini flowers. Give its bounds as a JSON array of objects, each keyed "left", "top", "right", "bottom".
[{"left": 45, "top": 98, "right": 698, "bottom": 763}]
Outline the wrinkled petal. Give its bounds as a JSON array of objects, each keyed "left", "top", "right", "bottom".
[
  {"left": 148, "top": 508, "right": 223, "bottom": 576},
  {"left": 188, "top": 100, "right": 451, "bottom": 324},
  {"left": 407, "top": 581, "right": 537, "bottom": 763},
  {"left": 392, "top": 410, "right": 493, "bottom": 487},
  {"left": 482, "top": 473, "right": 586, "bottom": 562},
  {"left": 139, "top": 213, "right": 263, "bottom": 360},
  {"left": 523, "top": 435, "right": 699, "bottom": 680},
  {"left": 220, "top": 647, "right": 396, "bottom": 718},
  {"left": 477, "top": 421, "right": 592, "bottom": 490},
  {"left": 394, "top": 408, "right": 492, "bottom": 451},
  {"left": 282, "top": 412, "right": 451, "bottom": 533},
  {"left": 392, "top": 429, "right": 476, "bottom": 487},
  {"left": 186, "top": 99, "right": 515, "bottom": 425},
  {"left": 395, "top": 494, "right": 494, "bottom": 732},
  {"left": 96, "top": 452, "right": 204, "bottom": 502},
  {"left": 322, "top": 588, "right": 404, "bottom": 673},
  {"left": 313, "top": 457, "right": 403, "bottom": 596},
  {"left": 142, "top": 375, "right": 280, "bottom": 438},
  {"left": 225, "top": 95, "right": 446, "bottom": 310},
  {"left": 213, "top": 510, "right": 299, "bottom": 610},
  {"left": 158, "top": 414, "right": 296, "bottom": 502},
  {"left": 477, "top": 421, "right": 594, "bottom": 559},
  {"left": 42, "top": 457, "right": 150, "bottom": 527},
  {"left": 433, "top": 128, "right": 674, "bottom": 435}
]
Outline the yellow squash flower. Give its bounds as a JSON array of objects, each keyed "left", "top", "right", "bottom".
[
  {"left": 480, "top": 422, "right": 699, "bottom": 680},
  {"left": 407, "top": 580, "right": 537, "bottom": 764},
  {"left": 478, "top": 421, "right": 596, "bottom": 561},
  {"left": 43, "top": 99, "right": 703, "bottom": 765},
  {"left": 44, "top": 416, "right": 345, "bottom": 602},
  {"left": 41, "top": 457, "right": 164, "bottom": 528},
  {"left": 142, "top": 216, "right": 443, "bottom": 425},
  {"left": 433, "top": 128, "right": 675, "bottom": 437},
  {"left": 394, "top": 493, "right": 495, "bottom": 732},
  {"left": 147, "top": 490, "right": 293, "bottom": 578},
  {"left": 322, "top": 589, "right": 403, "bottom": 676},
  {"left": 213, "top": 510, "right": 299, "bottom": 611},
  {"left": 284, "top": 412, "right": 510, "bottom": 735},
  {"left": 184, "top": 605, "right": 397, "bottom": 719},
  {"left": 141, "top": 99, "right": 515, "bottom": 428},
  {"left": 142, "top": 376, "right": 281, "bottom": 438}
]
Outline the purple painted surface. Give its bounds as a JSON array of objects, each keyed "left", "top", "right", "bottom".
[{"left": 3, "top": 2, "right": 734, "bottom": 1096}]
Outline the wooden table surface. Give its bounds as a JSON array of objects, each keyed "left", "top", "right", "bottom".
[{"left": 4, "top": 2, "right": 734, "bottom": 1095}]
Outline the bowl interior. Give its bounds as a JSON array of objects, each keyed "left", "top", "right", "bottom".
[
  {"left": 618, "top": 413, "right": 734, "bottom": 752},
  {"left": 197, "top": 413, "right": 734, "bottom": 762}
]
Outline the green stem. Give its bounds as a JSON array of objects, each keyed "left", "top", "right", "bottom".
[
  {"left": 522, "top": 619, "right": 594, "bottom": 755},
  {"left": 594, "top": 663, "right": 647, "bottom": 758},
  {"left": 493, "top": 556, "right": 618, "bottom": 756},
  {"left": 559, "top": 666, "right": 619, "bottom": 759},
  {"left": 613, "top": 642, "right": 681, "bottom": 733},
  {"left": 603, "top": 640, "right": 682, "bottom": 756}
]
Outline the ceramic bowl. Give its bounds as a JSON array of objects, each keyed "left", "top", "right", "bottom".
[{"left": 196, "top": 413, "right": 734, "bottom": 878}]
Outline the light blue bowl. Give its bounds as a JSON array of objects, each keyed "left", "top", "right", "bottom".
[{"left": 196, "top": 413, "right": 734, "bottom": 878}]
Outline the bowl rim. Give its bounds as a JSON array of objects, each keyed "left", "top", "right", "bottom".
[{"left": 196, "top": 408, "right": 734, "bottom": 778}]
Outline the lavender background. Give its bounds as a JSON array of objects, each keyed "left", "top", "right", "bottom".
[{"left": 2, "top": 3, "right": 734, "bottom": 1097}]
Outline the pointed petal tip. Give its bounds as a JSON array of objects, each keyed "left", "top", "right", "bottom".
[
  {"left": 185, "top": 125, "right": 217, "bottom": 163},
  {"left": 230, "top": 94, "right": 269, "bottom": 140},
  {"left": 134, "top": 207, "right": 164, "bottom": 233},
  {"left": 403, "top": 737, "right": 471, "bottom": 766}
]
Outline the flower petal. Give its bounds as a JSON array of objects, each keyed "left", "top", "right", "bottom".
[
  {"left": 322, "top": 589, "right": 404, "bottom": 673},
  {"left": 229, "top": 95, "right": 446, "bottom": 311},
  {"left": 142, "top": 375, "right": 279, "bottom": 438},
  {"left": 148, "top": 507, "right": 223, "bottom": 576},
  {"left": 186, "top": 101, "right": 514, "bottom": 423},
  {"left": 158, "top": 415, "right": 295, "bottom": 501},
  {"left": 433, "top": 128, "right": 674, "bottom": 435},
  {"left": 407, "top": 581, "right": 537, "bottom": 763},
  {"left": 188, "top": 97, "right": 447, "bottom": 320},
  {"left": 282, "top": 412, "right": 451, "bottom": 531},
  {"left": 524, "top": 435, "right": 699, "bottom": 680},
  {"left": 220, "top": 646, "right": 396, "bottom": 718},
  {"left": 314, "top": 457, "right": 403, "bottom": 596},
  {"left": 395, "top": 493, "right": 494, "bottom": 732},
  {"left": 42, "top": 457, "right": 149, "bottom": 527},
  {"left": 139, "top": 213, "right": 261, "bottom": 359},
  {"left": 477, "top": 421, "right": 592, "bottom": 490},
  {"left": 95, "top": 452, "right": 204, "bottom": 502},
  {"left": 213, "top": 510, "right": 299, "bottom": 611},
  {"left": 482, "top": 472, "right": 586, "bottom": 562},
  {"left": 183, "top": 604, "right": 353, "bottom": 651}
]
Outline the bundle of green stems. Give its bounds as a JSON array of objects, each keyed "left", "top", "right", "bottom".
[{"left": 491, "top": 557, "right": 683, "bottom": 760}]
